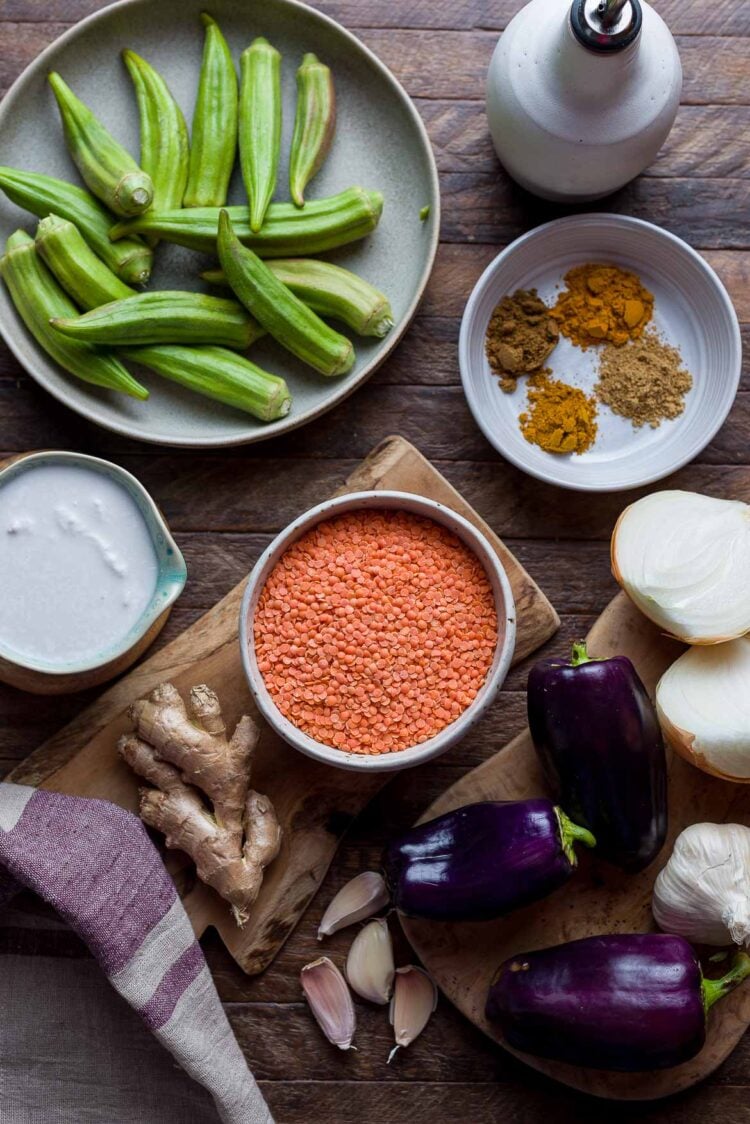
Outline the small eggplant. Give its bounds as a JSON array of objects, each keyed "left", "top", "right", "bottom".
[
  {"left": 383, "top": 798, "right": 595, "bottom": 923},
  {"left": 486, "top": 933, "right": 750, "bottom": 1072},
  {"left": 527, "top": 641, "right": 667, "bottom": 873}
]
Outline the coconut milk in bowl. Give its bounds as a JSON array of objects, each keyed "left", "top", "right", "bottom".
[{"left": 0, "top": 451, "right": 187, "bottom": 693}]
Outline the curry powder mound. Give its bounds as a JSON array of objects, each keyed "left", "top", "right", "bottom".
[
  {"left": 519, "top": 373, "right": 598, "bottom": 455},
  {"left": 551, "top": 263, "right": 654, "bottom": 349},
  {"left": 485, "top": 288, "right": 559, "bottom": 391}
]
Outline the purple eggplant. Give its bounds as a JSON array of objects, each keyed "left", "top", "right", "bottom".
[
  {"left": 527, "top": 641, "right": 667, "bottom": 873},
  {"left": 383, "top": 798, "right": 595, "bottom": 922},
  {"left": 486, "top": 933, "right": 750, "bottom": 1072}
]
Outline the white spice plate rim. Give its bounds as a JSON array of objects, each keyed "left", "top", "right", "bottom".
[
  {"left": 239, "top": 490, "right": 517, "bottom": 773},
  {"left": 459, "top": 213, "right": 742, "bottom": 493}
]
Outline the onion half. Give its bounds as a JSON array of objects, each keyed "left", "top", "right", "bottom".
[
  {"left": 611, "top": 490, "right": 750, "bottom": 644},
  {"left": 656, "top": 637, "right": 750, "bottom": 781}
]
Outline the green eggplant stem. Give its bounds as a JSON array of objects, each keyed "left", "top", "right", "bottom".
[
  {"left": 555, "top": 807, "right": 597, "bottom": 865},
  {"left": 702, "top": 952, "right": 750, "bottom": 1014}
]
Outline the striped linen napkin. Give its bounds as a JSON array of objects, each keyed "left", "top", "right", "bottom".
[{"left": 0, "top": 782, "right": 274, "bottom": 1124}]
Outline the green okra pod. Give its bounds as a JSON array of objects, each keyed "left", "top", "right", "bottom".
[
  {"left": 48, "top": 72, "right": 154, "bottom": 217},
  {"left": 0, "top": 230, "right": 148, "bottom": 400},
  {"left": 202, "top": 258, "right": 393, "bottom": 337},
  {"left": 35, "top": 214, "right": 136, "bottom": 309},
  {"left": 239, "top": 37, "right": 282, "bottom": 233},
  {"left": 0, "top": 165, "right": 153, "bottom": 284},
  {"left": 217, "top": 209, "right": 354, "bottom": 377},
  {"left": 123, "top": 49, "right": 189, "bottom": 230},
  {"left": 289, "top": 53, "right": 335, "bottom": 208},
  {"left": 110, "top": 186, "right": 383, "bottom": 256},
  {"left": 125, "top": 344, "right": 291, "bottom": 421},
  {"left": 184, "top": 13, "right": 238, "bottom": 208},
  {"left": 51, "top": 290, "right": 264, "bottom": 349}
]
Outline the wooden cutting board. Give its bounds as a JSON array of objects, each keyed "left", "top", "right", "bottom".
[
  {"left": 7, "top": 435, "right": 559, "bottom": 975},
  {"left": 402, "top": 592, "right": 750, "bottom": 1100}
]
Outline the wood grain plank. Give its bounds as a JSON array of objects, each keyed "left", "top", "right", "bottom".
[
  {"left": 419, "top": 102, "right": 750, "bottom": 179},
  {"left": 0, "top": 454, "right": 736, "bottom": 543},
  {"left": 258, "top": 1081, "right": 750, "bottom": 1123},
  {"left": 2, "top": 26, "right": 750, "bottom": 106},
  {"left": 436, "top": 172, "right": 750, "bottom": 248},
  {"left": 0, "top": 379, "right": 747, "bottom": 468},
  {"left": 355, "top": 32, "right": 750, "bottom": 106},
  {"left": 1, "top": 0, "right": 748, "bottom": 36}
]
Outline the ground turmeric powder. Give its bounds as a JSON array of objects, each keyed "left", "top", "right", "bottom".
[
  {"left": 519, "top": 372, "right": 598, "bottom": 455},
  {"left": 551, "top": 263, "right": 654, "bottom": 349}
]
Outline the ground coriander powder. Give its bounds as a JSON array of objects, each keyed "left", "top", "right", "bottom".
[
  {"left": 485, "top": 288, "right": 559, "bottom": 391},
  {"left": 595, "top": 330, "right": 693, "bottom": 428}
]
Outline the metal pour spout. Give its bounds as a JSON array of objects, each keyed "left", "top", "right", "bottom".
[
  {"left": 571, "top": 0, "right": 643, "bottom": 51},
  {"left": 598, "top": 0, "right": 629, "bottom": 26}
]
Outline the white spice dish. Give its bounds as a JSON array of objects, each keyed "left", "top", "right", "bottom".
[{"left": 459, "top": 214, "right": 741, "bottom": 492}]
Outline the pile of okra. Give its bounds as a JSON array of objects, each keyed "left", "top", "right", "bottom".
[{"left": 0, "top": 14, "right": 393, "bottom": 422}]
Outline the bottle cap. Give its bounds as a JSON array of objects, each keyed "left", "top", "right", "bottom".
[{"left": 571, "top": 0, "right": 643, "bottom": 52}]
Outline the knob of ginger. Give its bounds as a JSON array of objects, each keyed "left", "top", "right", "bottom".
[{"left": 118, "top": 682, "right": 281, "bottom": 926}]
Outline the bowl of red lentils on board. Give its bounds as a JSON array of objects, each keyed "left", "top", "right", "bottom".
[{"left": 240, "top": 491, "right": 516, "bottom": 772}]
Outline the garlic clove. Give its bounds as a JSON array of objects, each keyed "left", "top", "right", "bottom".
[
  {"left": 318, "top": 871, "right": 390, "bottom": 939},
  {"left": 301, "top": 956, "right": 356, "bottom": 1050},
  {"left": 388, "top": 965, "right": 438, "bottom": 1062},
  {"left": 346, "top": 917, "right": 395, "bottom": 1005}
]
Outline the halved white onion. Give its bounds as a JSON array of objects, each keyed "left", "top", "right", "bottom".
[
  {"left": 612, "top": 490, "right": 750, "bottom": 644},
  {"left": 656, "top": 637, "right": 750, "bottom": 781}
]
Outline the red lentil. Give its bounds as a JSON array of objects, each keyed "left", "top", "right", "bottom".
[{"left": 254, "top": 509, "right": 498, "bottom": 754}]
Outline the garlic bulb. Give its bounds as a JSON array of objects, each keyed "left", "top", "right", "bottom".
[
  {"left": 656, "top": 637, "right": 750, "bottom": 781},
  {"left": 653, "top": 823, "right": 750, "bottom": 948},
  {"left": 611, "top": 491, "right": 750, "bottom": 644}
]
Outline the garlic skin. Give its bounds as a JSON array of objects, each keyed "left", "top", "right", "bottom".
[
  {"left": 318, "top": 872, "right": 390, "bottom": 940},
  {"left": 653, "top": 823, "right": 750, "bottom": 948},
  {"left": 656, "top": 638, "right": 750, "bottom": 781},
  {"left": 611, "top": 491, "right": 750, "bottom": 644},
  {"left": 346, "top": 918, "right": 395, "bottom": 1005},
  {"left": 388, "top": 965, "right": 438, "bottom": 1063},
  {"left": 301, "top": 956, "right": 356, "bottom": 1050}
]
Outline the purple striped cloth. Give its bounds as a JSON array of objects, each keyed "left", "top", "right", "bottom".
[{"left": 0, "top": 782, "right": 274, "bottom": 1124}]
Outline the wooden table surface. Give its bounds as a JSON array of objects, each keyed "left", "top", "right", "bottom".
[{"left": 1, "top": 1, "right": 749, "bottom": 1121}]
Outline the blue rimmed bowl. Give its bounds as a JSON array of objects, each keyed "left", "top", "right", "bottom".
[{"left": 0, "top": 450, "right": 186, "bottom": 694}]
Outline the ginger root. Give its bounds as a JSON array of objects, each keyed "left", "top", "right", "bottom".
[{"left": 117, "top": 682, "right": 281, "bottom": 926}]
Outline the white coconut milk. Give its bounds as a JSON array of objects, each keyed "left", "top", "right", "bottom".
[{"left": 0, "top": 462, "right": 160, "bottom": 665}]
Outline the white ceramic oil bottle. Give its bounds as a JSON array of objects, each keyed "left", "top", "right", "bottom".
[{"left": 486, "top": 0, "right": 682, "bottom": 202}]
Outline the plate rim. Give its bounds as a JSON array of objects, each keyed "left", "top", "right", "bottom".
[
  {"left": 458, "top": 212, "right": 742, "bottom": 493},
  {"left": 0, "top": 0, "right": 441, "bottom": 448}
]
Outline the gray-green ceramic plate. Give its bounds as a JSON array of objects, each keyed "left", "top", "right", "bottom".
[{"left": 0, "top": 0, "right": 439, "bottom": 447}]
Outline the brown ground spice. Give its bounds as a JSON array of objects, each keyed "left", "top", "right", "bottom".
[
  {"left": 519, "top": 373, "right": 598, "bottom": 455},
  {"left": 552, "top": 263, "right": 654, "bottom": 349},
  {"left": 485, "top": 289, "right": 559, "bottom": 392},
  {"left": 595, "top": 330, "right": 693, "bottom": 428}
]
